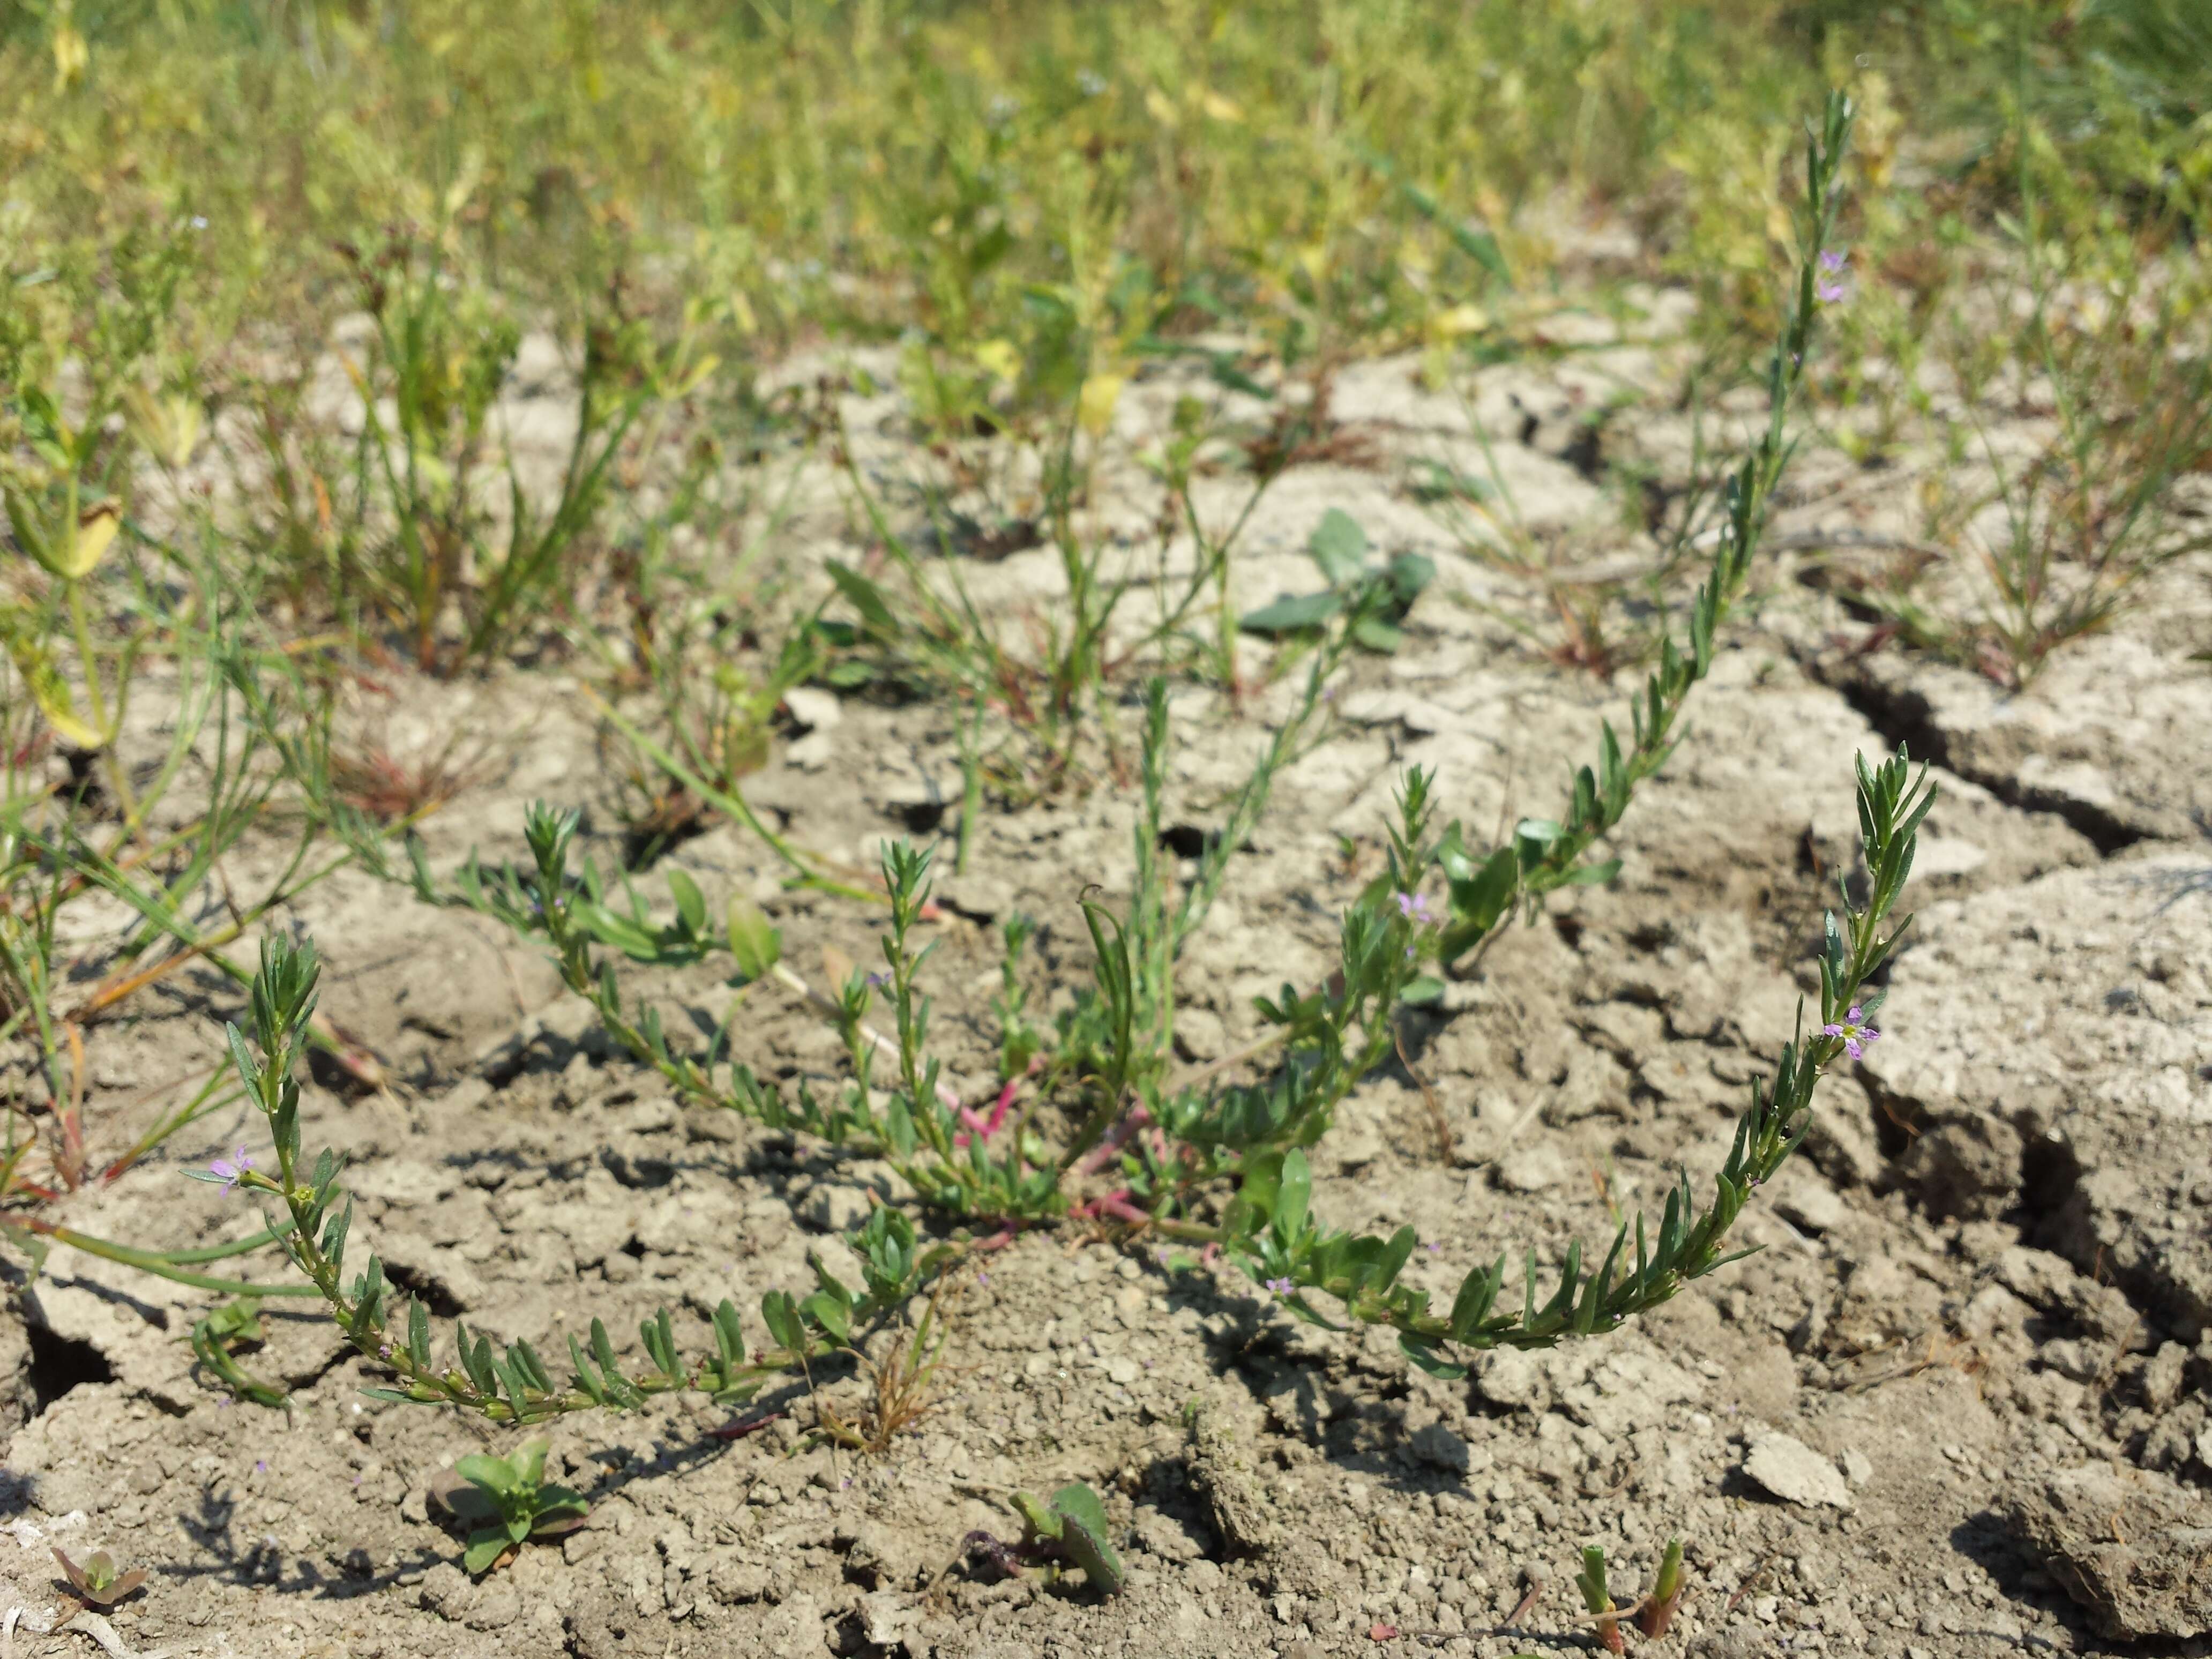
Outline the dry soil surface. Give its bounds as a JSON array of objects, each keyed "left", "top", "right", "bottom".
[{"left": 4, "top": 298, "right": 2210, "bottom": 1659}]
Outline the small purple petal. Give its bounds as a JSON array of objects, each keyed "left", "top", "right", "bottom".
[
  {"left": 1824, "top": 1004, "right": 1878, "bottom": 1060},
  {"left": 1264, "top": 1277, "right": 1294, "bottom": 1295},
  {"left": 211, "top": 1145, "right": 253, "bottom": 1193},
  {"left": 1819, "top": 250, "right": 1848, "bottom": 274},
  {"left": 1817, "top": 281, "right": 1848, "bottom": 304}
]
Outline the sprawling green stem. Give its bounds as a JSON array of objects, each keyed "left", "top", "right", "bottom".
[
  {"left": 1, "top": 1217, "right": 314, "bottom": 1297},
  {"left": 220, "top": 937, "right": 964, "bottom": 1424},
  {"left": 1437, "top": 92, "right": 1858, "bottom": 967},
  {"left": 1219, "top": 746, "right": 1931, "bottom": 1376}
]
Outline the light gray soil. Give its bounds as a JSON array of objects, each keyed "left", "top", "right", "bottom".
[{"left": 4, "top": 289, "right": 2209, "bottom": 1659}]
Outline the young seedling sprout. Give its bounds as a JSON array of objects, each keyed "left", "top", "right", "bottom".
[
  {"left": 428, "top": 1438, "right": 591, "bottom": 1577},
  {"left": 1578, "top": 1545, "right": 1626, "bottom": 1655},
  {"left": 50, "top": 1549, "right": 149, "bottom": 1610},
  {"left": 931, "top": 1483, "right": 1126, "bottom": 1598},
  {"left": 1641, "top": 1537, "right": 1688, "bottom": 1639}
]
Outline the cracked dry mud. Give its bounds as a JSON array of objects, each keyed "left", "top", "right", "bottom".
[{"left": 4, "top": 309, "right": 2210, "bottom": 1659}]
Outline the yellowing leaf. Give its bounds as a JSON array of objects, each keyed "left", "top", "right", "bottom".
[
  {"left": 672, "top": 353, "right": 721, "bottom": 398},
  {"left": 1199, "top": 91, "right": 1244, "bottom": 123},
  {"left": 1429, "top": 303, "right": 1489, "bottom": 341},
  {"left": 972, "top": 339, "right": 1021, "bottom": 384},
  {"left": 123, "top": 387, "right": 204, "bottom": 470},
  {"left": 57, "top": 504, "right": 119, "bottom": 579},
  {"left": 51, "top": 25, "right": 88, "bottom": 92},
  {"left": 0, "top": 603, "right": 106, "bottom": 749},
  {"left": 1077, "top": 372, "right": 1124, "bottom": 437}
]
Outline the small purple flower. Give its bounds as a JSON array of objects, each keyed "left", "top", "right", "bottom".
[
  {"left": 1817, "top": 280, "right": 1848, "bottom": 305},
  {"left": 1819, "top": 249, "right": 1848, "bottom": 274},
  {"left": 1394, "top": 891, "right": 1436, "bottom": 925},
  {"left": 1822, "top": 1004, "right": 1880, "bottom": 1060},
  {"left": 1264, "top": 1276, "right": 1294, "bottom": 1296},
  {"left": 255, "top": 1460, "right": 268, "bottom": 1474},
  {"left": 210, "top": 1146, "right": 252, "bottom": 1193}
]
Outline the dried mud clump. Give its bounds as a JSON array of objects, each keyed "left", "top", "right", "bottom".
[{"left": 2006, "top": 1462, "right": 2212, "bottom": 1641}]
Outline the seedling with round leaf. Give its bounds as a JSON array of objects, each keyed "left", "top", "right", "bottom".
[
  {"left": 934, "top": 1482, "right": 1127, "bottom": 1597},
  {"left": 51, "top": 1548, "right": 149, "bottom": 1609},
  {"left": 431, "top": 1437, "right": 591, "bottom": 1577}
]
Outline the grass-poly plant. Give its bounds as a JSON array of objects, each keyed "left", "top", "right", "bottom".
[
  {"left": 185, "top": 106, "right": 1939, "bottom": 1587},
  {"left": 1916, "top": 166, "right": 2210, "bottom": 688},
  {"left": 0, "top": 496, "right": 383, "bottom": 1256},
  {"left": 317, "top": 225, "right": 714, "bottom": 677},
  {"left": 816, "top": 1283, "right": 962, "bottom": 1458}
]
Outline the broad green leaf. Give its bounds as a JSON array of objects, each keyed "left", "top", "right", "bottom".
[
  {"left": 1239, "top": 591, "right": 1341, "bottom": 636},
  {"left": 826, "top": 561, "right": 898, "bottom": 636},
  {"left": 1400, "top": 975, "right": 1445, "bottom": 1006},
  {"left": 726, "top": 896, "right": 782, "bottom": 981},
  {"left": 666, "top": 868, "right": 706, "bottom": 933},
  {"left": 798, "top": 1289, "right": 851, "bottom": 1344},
  {"left": 1272, "top": 1149, "right": 1310, "bottom": 1244},
  {"left": 1307, "top": 508, "right": 1369, "bottom": 586},
  {"left": 1350, "top": 615, "right": 1404, "bottom": 654},
  {"left": 1012, "top": 1490, "right": 1061, "bottom": 1542},
  {"left": 455, "top": 1453, "right": 516, "bottom": 1496},
  {"left": 1386, "top": 551, "right": 1436, "bottom": 603},
  {"left": 1562, "top": 857, "right": 1621, "bottom": 887},
  {"left": 760, "top": 1290, "right": 807, "bottom": 1353},
  {"left": 1049, "top": 1483, "right": 1125, "bottom": 1594},
  {"left": 534, "top": 1485, "right": 590, "bottom": 1527},
  {"left": 463, "top": 1528, "right": 512, "bottom": 1576},
  {"left": 1447, "top": 846, "right": 1518, "bottom": 939},
  {"left": 510, "top": 1438, "right": 549, "bottom": 1490}
]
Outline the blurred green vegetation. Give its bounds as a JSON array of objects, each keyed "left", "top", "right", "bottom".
[{"left": 2, "top": 1, "right": 2199, "bottom": 362}]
